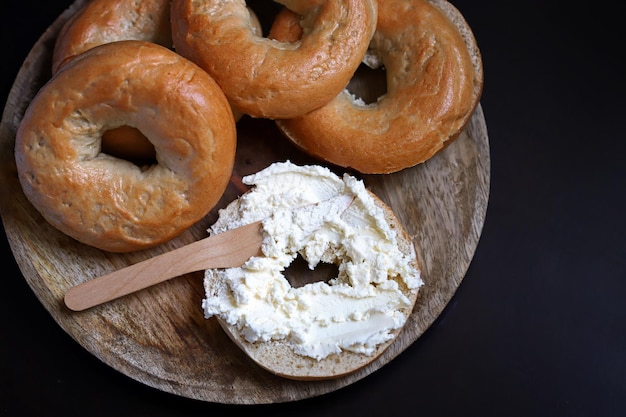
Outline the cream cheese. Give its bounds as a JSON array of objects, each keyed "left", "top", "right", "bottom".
[{"left": 202, "top": 161, "right": 422, "bottom": 360}]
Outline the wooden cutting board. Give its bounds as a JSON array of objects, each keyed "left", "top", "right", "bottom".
[{"left": 0, "top": 0, "right": 490, "bottom": 404}]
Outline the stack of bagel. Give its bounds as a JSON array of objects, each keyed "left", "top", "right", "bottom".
[{"left": 15, "top": 0, "right": 483, "bottom": 253}]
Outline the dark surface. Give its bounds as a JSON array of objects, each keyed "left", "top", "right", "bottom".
[{"left": 2, "top": 1, "right": 624, "bottom": 416}]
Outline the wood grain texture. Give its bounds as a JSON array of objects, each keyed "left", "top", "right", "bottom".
[{"left": 0, "top": 0, "right": 490, "bottom": 404}]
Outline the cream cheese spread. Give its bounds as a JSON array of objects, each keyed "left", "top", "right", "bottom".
[{"left": 202, "top": 161, "right": 423, "bottom": 360}]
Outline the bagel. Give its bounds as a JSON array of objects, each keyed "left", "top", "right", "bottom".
[
  {"left": 171, "top": 0, "right": 378, "bottom": 119},
  {"left": 273, "top": 0, "right": 484, "bottom": 173},
  {"left": 15, "top": 40, "right": 237, "bottom": 252},
  {"left": 203, "top": 161, "right": 423, "bottom": 379},
  {"left": 52, "top": 0, "right": 172, "bottom": 75}
]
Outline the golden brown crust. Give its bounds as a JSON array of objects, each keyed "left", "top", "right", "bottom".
[
  {"left": 171, "top": 0, "right": 378, "bottom": 119},
  {"left": 211, "top": 190, "right": 420, "bottom": 380},
  {"left": 52, "top": 0, "right": 172, "bottom": 74},
  {"left": 15, "top": 41, "right": 237, "bottom": 252},
  {"left": 274, "top": 0, "right": 484, "bottom": 173}
]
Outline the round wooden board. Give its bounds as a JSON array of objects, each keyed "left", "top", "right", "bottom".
[{"left": 0, "top": 0, "right": 490, "bottom": 405}]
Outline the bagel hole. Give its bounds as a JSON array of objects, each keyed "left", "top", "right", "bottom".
[
  {"left": 346, "top": 63, "right": 388, "bottom": 104},
  {"left": 101, "top": 125, "right": 157, "bottom": 166},
  {"left": 245, "top": 1, "right": 284, "bottom": 37},
  {"left": 284, "top": 253, "right": 339, "bottom": 288}
]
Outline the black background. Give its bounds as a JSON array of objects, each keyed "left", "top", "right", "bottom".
[{"left": 2, "top": 1, "right": 625, "bottom": 416}]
